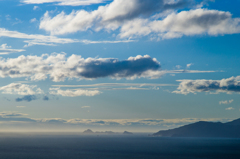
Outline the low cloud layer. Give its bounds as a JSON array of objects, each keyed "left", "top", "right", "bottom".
[
  {"left": 39, "top": 0, "right": 240, "bottom": 40},
  {"left": 0, "top": 53, "right": 161, "bottom": 82},
  {"left": 173, "top": 76, "right": 240, "bottom": 95},
  {"left": 0, "top": 111, "right": 232, "bottom": 132}
]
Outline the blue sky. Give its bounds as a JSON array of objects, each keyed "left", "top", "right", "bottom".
[{"left": 0, "top": 0, "right": 240, "bottom": 132}]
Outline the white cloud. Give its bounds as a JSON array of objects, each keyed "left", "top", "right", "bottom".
[
  {"left": 52, "top": 83, "right": 175, "bottom": 91},
  {"left": 119, "top": 9, "right": 240, "bottom": 39},
  {"left": 0, "top": 83, "right": 44, "bottom": 95},
  {"left": 16, "top": 106, "right": 26, "bottom": 108},
  {"left": 226, "top": 107, "right": 234, "bottom": 110},
  {"left": 49, "top": 88, "right": 101, "bottom": 97},
  {"left": 173, "top": 76, "right": 240, "bottom": 95},
  {"left": 80, "top": 39, "right": 136, "bottom": 44},
  {"left": 81, "top": 106, "right": 91, "bottom": 108},
  {"left": 30, "top": 18, "right": 37, "bottom": 23},
  {"left": 33, "top": 6, "right": 39, "bottom": 10},
  {"left": 0, "top": 44, "right": 25, "bottom": 55},
  {"left": 5, "top": 15, "right": 11, "bottom": 21},
  {"left": 0, "top": 28, "right": 134, "bottom": 47},
  {"left": 39, "top": 0, "right": 194, "bottom": 35},
  {"left": 176, "top": 65, "right": 181, "bottom": 69},
  {"left": 219, "top": 99, "right": 234, "bottom": 105},
  {"left": 0, "top": 28, "right": 79, "bottom": 47},
  {"left": 186, "top": 63, "right": 193, "bottom": 69},
  {"left": 38, "top": 0, "right": 240, "bottom": 40},
  {"left": 22, "top": 0, "right": 106, "bottom": 6},
  {"left": 0, "top": 53, "right": 214, "bottom": 82},
  {"left": 0, "top": 53, "right": 162, "bottom": 82}
]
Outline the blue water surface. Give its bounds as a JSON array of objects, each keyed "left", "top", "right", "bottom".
[{"left": 0, "top": 133, "right": 239, "bottom": 159}]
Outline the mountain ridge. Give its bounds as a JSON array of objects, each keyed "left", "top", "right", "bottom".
[{"left": 153, "top": 118, "right": 240, "bottom": 138}]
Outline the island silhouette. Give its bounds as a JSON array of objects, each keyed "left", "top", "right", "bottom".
[{"left": 153, "top": 118, "right": 240, "bottom": 138}]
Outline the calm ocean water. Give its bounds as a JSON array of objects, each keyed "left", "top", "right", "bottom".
[{"left": 0, "top": 134, "right": 239, "bottom": 159}]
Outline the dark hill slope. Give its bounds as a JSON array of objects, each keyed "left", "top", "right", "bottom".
[{"left": 153, "top": 119, "right": 240, "bottom": 138}]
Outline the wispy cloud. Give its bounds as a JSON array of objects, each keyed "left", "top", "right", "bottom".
[
  {"left": 52, "top": 83, "right": 175, "bottom": 88},
  {"left": 0, "top": 83, "right": 43, "bottom": 95},
  {"left": 0, "top": 44, "right": 25, "bottom": 55},
  {"left": 81, "top": 106, "right": 91, "bottom": 108},
  {"left": 80, "top": 39, "right": 137, "bottom": 44},
  {"left": 49, "top": 88, "right": 101, "bottom": 97},
  {"left": 30, "top": 18, "right": 37, "bottom": 23},
  {"left": 16, "top": 106, "right": 26, "bottom": 108},
  {"left": 22, "top": 0, "right": 106, "bottom": 6},
  {"left": 0, "top": 28, "right": 78, "bottom": 47}
]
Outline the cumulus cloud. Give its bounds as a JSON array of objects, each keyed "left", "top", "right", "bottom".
[
  {"left": 0, "top": 44, "right": 25, "bottom": 55},
  {"left": 39, "top": 0, "right": 194, "bottom": 35},
  {"left": 22, "top": 0, "right": 106, "bottom": 6},
  {"left": 0, "top": 53, "right": 162, "bottom": 82},
  {"left": 16, "top": 95, "right": 37, "bottom": 102},
  {"left": 173, "top": 76, "right": 240, "bottom": 95},
  {"left": 49, "top": 88, "right": 101, "bottom": 97},
  {"left": 39, "top": 0, "right": 240, "bottom": 40},
  {"left": 119, "top": 9, "right": 240, "bottom": 39},
  {"left": 0, "top": 83, "right": 44, "bottom": 95},
  {"left": 219, "top": 99, "right": 234, "bottom": 105}
]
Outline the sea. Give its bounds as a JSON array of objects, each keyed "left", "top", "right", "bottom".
[{"left": 0, "top": 133, "right": 239, "bottom": 159}]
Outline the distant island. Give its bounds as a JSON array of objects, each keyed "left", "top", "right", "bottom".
[
  {"left": 83, "top": 129, "right": 94, "bottom": 134},
  {"left": 153, "top": 118, "right": 240, "bottom": 138},
  {"left": 123, "top": 131, "right": 133, "bottom": 135},
  {"left": 83, "top": 129, "right": 115, "bottom": 134},
  {"left": 83, "top": 129, "right": 133, "bottom": 135}
]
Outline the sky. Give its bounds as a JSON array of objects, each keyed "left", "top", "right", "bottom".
[{"left": 0, "top": 0, "right": 240, "bottom": 132}]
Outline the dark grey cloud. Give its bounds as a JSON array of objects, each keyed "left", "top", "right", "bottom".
[
  {"left": 104, "top": 0, "right": 194, "bottom": 22},
  {"left": 44, "top": 119, "right": 66, "bottom": 124},
  {"left": 43, "top": 96, "right": 49, "bottom": 101},
  {"left": 16, "top": 95, "right": 37, "bottom": 102},
  {"left": 173, "top": 76, "right": 240, "bottom": 95},
  {"left": 79, "top": 55, "right": 160, "bottom": 79}
]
